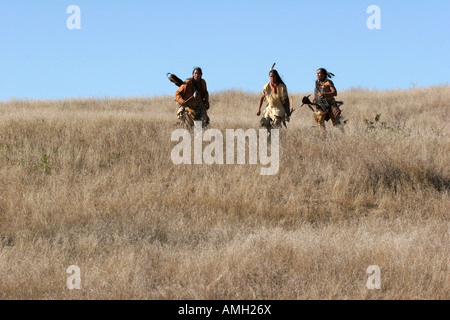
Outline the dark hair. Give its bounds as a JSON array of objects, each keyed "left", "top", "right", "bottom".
[
  {"left": 193, "top": 67, "right": 203, "bottom": 75},
  {"left": 318, "top": 68, "right": 335, "bottom": 79},
  {"left": 269, "top": 69, "right": 285, "bottom": 86}
]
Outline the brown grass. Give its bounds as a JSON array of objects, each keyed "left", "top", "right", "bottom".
[{"left": 0, "top": 86, "right": 449, "bottom": 299}]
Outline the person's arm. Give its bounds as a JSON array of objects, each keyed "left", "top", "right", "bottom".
[
  {"left": 201, "top": 80, "right": 210, "bottom": 109},
  {"left": 257, "top": 93, "right": 265, "bottom": 116},
  {"left": 319, "top": 80, "right": 337, "bottom": 98},
  {"left": 202, "top": 80, "right": 209, "bottom": 102},
  {"left": 175, "top": 84, "right": 187, "bottom": 104},
  {"left": 280, "top": 85, "right": 291, "bottom": 116}
]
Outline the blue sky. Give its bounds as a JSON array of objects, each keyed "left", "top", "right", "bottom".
[{"left": 0, "top": 0, "right": 449, "bottom": 100}]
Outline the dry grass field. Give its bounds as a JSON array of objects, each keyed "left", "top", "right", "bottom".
[{"left": 0, "top": 85, "right": 448, "bottom": 300}]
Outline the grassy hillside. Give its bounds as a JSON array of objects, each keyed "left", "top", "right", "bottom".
[{"left": 0, "top": 86, "right": 448, "bottom": 299}]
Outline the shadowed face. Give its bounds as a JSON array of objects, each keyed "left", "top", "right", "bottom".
[
  {"left": 193, "top": 70, "right": 202, "bottom": 81},
  {"left": 269, "top": 71, "right": 278, "bottom": 83},
  {"left": 317, "top": 70, "right": 326, "bottom": 81}
]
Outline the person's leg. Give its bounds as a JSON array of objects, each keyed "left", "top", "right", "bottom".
[{"left": 314, "top": 110, "right": 327, "bottom": 129}]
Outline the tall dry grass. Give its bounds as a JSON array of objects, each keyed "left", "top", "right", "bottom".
[{"left": 0, "top": 86, "right": 448, "bottom": 299}]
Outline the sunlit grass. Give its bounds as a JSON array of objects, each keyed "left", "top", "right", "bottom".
[{"left": 0, "top": 86, "right": 448, "bottom": 299}]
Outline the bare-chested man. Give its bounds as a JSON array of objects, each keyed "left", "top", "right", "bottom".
[{"left": 312, "top": 68, "right": 342, "bottom": 128}]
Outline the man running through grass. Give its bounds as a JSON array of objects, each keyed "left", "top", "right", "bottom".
[
  {"left": 312, "top": 68, "right": 342, "bottom": 128},
  {"left": 175, "top": 67, "right": 210, "bottom": 128},
  {"left": 257, "top": 68, "right": 291, "bottom": 130}
]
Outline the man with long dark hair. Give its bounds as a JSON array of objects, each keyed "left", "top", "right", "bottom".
[
  {"left": 312, "top": 68, "right": 342, "bottom": 128},
  {"left": 257, "top": 68, "right": 290, "bottom": 130},
  {"left": 175, "top": 67, "right": 210, "bottom": 127}
]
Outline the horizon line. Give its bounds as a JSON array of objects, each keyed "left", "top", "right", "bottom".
[{"left": 1, "top": 84, "right": 448, "bottom": 103}]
